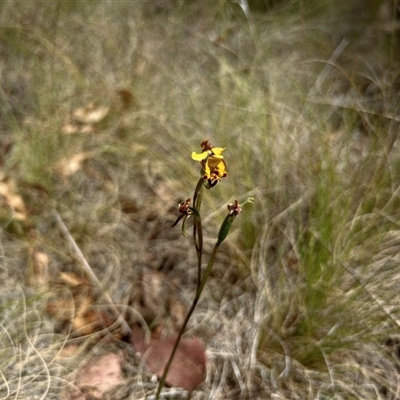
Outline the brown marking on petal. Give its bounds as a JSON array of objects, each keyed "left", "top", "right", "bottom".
[{"left": 200, "top": 139, "right": 212, "bottom": 151}]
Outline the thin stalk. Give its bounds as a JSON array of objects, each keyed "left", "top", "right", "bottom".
[
  {"left": 154, "top": 179, "right": 238, "bottom": 399},
  {"left": 154, "top": 242, "right": 220, "bottom": 400},
  {"left": 198, "top": 243, "right": 219, "bottom": 295},
  {"left": 155, "top": 178, "right": 207, "bottom": 399},
  {"left": 153, "top": 291, "right": 199, "bottom": 399},
  {"left": 194, "top": 213, "right": 203, "bottom": 288},
  {"left": 193, "top": 177, "right": 204, "bottom": 274}
]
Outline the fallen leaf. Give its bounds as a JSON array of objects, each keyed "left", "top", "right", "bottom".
[
  {"left": 61, "top": 120, "right": 80, "bottom": 135},
  {"left": 61, "top": 120, "right": 96, "bottom": 135},
  {"left": 54, "top": 152, "right": 94, "bottom": 177},
  {"left": 29, "top": 250, "right": 49, "bottom": 287},
  {"left": 67, "top": 352, "right": 124, "bottom": 400},
  {"left": 46, "top": 296, "right": 75, "bottom": 323},
  {"left": 72, "top": 103, "right": 110, "bottom": 124},
  {"left": 47, "top": 272, "right": 120, "bottom": 338},
  {"left": 130, "top": 325, "right": 206, "bottom": 392},
  {"left": 59, "top": 271, "right": 88, "bottom": 287},
  {"left": 72, "top": 309, "right": 118, "bottom": 337},
  {"left": 57, "top": 344, "right": 80, "bottom": 359},
  {"left": 61, "top": 102, "right": 109, "bottom": 135},
  {"left": 0, "top": 180, "right": 27, "bottom": 220}
]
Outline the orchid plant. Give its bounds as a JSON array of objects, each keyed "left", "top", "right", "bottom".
[{"left": 155, "top": 140, "right": 251, "bottom": 399}]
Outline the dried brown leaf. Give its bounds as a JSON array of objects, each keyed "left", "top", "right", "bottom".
[
  {"left": 54, "top": 152, "right": 94, "bottom": 177},
  {"left": 57, "top": 344, "right": 80, "bottom": 359},
  {"left": 61, "top": 120, "right": 80, "bottom": 135},
  {"left": 48, "top": 272, "right": 121, "bottom": 339},
  {"left": 59, "top": 272, "right": 88, "bottom": 287},
  {"left": 131, "top": 325, "right": 206, "bottom": 391},
  {"left": 61, "top": 119, "right": 97, "bottom": 135},
  {"left": 0, "top": 180, "right": 27, "bottom": 220},
  {"left": 46, "top": 296, "right": 75, "bottom": 322},
  {"left": 72, "top": 103, "right": 110, "bottom": 124},
  {"left": 67, "top": 352, "right": 124, "bottom": 400},
  {"left": 29, "top": 250, "right": 49, "bottom": 287}
]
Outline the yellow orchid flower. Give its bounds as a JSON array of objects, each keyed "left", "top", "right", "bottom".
[{"left": 192, "top": 140, "right": 227, "bottom": 188}]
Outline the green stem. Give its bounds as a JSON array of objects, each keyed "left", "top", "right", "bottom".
[
  {"left": 197, "top": 243, "right": 219, "bottom": 295},
  {"left": 155, "top": 178, "right": 205, "bottom": 400},
  {"left": 193, "top": 178, "right": 204, "bottom": 280},
  {"left": 154, "top": 242, "right": 219, "bottom": 400},
  {"left": 155, "top": 182, "right": 237, "bottom": 398},
  {"left": 154, "top": 294, "right": 199, "bottom": 399}
]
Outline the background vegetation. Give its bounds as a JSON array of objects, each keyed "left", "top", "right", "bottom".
[{"left": 1, "top": 0, "right": 400, "bottom": 398}]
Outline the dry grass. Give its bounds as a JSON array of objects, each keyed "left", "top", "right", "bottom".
[{"left": 1, "top": 0, "right": 400, "bottom": 398}]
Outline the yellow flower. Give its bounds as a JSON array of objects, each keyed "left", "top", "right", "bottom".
[{"left": 191, "top": 140, "right": 227, "bottom": 188}]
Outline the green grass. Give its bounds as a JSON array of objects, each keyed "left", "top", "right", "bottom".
[{"left": 1, "top": 0, "right": 400, "bottom": 398}]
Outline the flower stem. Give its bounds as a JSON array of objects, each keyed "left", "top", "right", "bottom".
[
  {"left": 155, "top": 178, "right": 205, "bottom": 400},
  {"left": 193, "top": 178, "right": 204, "bottom": 282},
  {"left": 198, "top": 243, "right": 219, "bottom": 295},
  {"left": 154, "top": 242, "right": 220, "bottom": 400},
  {"left": 154, "top": 292, "right": 199, "bottom": 399}
]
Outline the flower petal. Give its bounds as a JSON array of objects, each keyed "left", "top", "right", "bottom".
[
  {"left": 212, "top": 147, "right": 225, "bottom": 156},
  {"left": 204, "top": 160, "right": 211, "bottom": 178},
  {"left": 216, "top": 159, "right": 227, "bottom": 177},
  {"left": 207, "top": 155, "right": 222, "bottom": 169},
  {"left": 191, "top": 151, "right": 208, "bottom": 161}
]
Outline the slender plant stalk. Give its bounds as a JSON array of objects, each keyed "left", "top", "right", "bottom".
[
  {"left": 153, "top": 287, "right": 199, "bottom": 399},
  {"left": 198, "top": 243, "right": 219, "bottom": 295},
  {"left": 155, "top": 142, "right": 239, "bottom": 398},
  {"left": 155, "top": 178, "right": 206, "bottom": 399},
  {"left": 154, "top": 243, "right": 220, "bottom": 400},
  {"left": 193, "top": 177, "right": 204, "bottom": 281}
]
